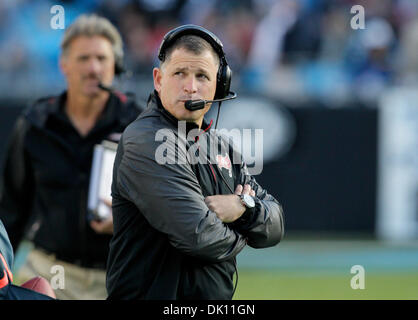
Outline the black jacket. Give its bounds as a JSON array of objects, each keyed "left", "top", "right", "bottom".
[
  {"left": 0, "top": 91, "right": 143, "bottom": 268},
  {"left": 106, "top": 92, "right": 284, "bottom": 299}
]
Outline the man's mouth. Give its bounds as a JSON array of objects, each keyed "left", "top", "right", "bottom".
[
  {"left": 83, "top": 75, "right": 101, "bottom": 83},
  {"left": 179, "top": 97, "right": 199, "bottom": 103}
]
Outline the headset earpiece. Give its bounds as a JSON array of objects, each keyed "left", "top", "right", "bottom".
[
  {"left": 114, "top": 55, "right": 124, "bottom": 76},
  {"left": 215, "top": 57, "right": 232, "bottom": 100}
]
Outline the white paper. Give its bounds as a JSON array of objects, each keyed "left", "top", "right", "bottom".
[{"left": 88, "top": 140, "right": 117, "bottom": 220}]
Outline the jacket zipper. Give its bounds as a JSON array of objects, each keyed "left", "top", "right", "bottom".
[{"left": 208, "top": 163, "right": 217, "bottom": 184}]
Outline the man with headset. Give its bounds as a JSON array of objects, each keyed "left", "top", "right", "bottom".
[
  {"left": 0, "top": 15, "right": 143, "bottom": 299},
  {"left": 106, "top": 25, "right": 284, "bottom": 299}
]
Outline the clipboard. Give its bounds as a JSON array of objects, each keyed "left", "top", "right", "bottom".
[{"left": 88, "top": 140, "right": 118, "bottom": 220}]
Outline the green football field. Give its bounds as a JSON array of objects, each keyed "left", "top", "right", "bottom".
[
  {"left": 233, "top": 236, "right": 418, "bottom": 300},
  {"left": 234, "top": 270, "right": 418, "bottom": 299}
]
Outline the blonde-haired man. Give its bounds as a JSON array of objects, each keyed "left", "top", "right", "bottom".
[{"left": 0, "top": 14, "right": 143, "bottom": 299}]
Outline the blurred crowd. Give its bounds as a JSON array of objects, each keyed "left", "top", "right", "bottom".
[{"left": 1, "top": 0, "right": 418, "bottom": 107}]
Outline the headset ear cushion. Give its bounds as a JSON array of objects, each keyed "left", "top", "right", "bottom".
[
  {"left": 115, "top": 64, "right": 121, "bottom": 75},
  {"left": 114, "top": 59, "right": 124, "bottom": 75},
  {"left": 215, "top": 64, "right": 232, "bottom": 99},
  {"left": 114, "top": 49, "right": 125, "bottom": 75}
]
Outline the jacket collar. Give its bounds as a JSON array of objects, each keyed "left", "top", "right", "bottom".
[{"left": 24, "top": 91, "right": 134, "bottom": 130}]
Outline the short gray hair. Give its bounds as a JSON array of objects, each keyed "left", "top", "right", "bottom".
[{"left": 61, "top": 14, "right": 123, "bottom": 64}]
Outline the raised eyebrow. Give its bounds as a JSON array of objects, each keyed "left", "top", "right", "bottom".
[
  {"left": 172, "top": 67, "right": 211, "bottom": 78},
  {"left": 196, "top": 68, "right": 211, "bottom": 77},
  {"left": 174, "top": 67, "right": 188, "bottom": 72}
]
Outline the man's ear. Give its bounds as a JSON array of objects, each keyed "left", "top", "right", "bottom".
[
  {"left": 59, "top": 55, "right": 68, "bottom": 76},
  {"left": 153, "top": 67, "right": 162, "bottom": 93}
]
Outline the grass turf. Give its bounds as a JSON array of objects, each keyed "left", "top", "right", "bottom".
[{"left": 233, "top": 269, "right": 418, "bottom": 300}]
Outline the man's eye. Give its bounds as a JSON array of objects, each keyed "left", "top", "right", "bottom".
[{"left": 197, "top": 74, "right": 209, "bottom": 80}]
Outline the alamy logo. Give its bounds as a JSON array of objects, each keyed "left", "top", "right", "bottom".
[
  {"left": 350, "top": 265, "right": 365, "bottom": 290},
  {"left": 350, "top": 5, "right": 365, "bottom": 30},
  {"left": 50, "top": 265, "right": 65, "bottom": 290},
  {"left": 50, "top": 5, "right": 65, "bottom": 30},
  {"left": 154, "top": 122, "right": 263, "bottom": 175}
]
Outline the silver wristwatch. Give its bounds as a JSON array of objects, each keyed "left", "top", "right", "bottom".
[{"left": 240, "top": 194, "right": 255, "bottom": 208}]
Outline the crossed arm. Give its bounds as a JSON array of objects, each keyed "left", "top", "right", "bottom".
[{"left": 115, "top": 129, "right": 284, "bottom": 262}]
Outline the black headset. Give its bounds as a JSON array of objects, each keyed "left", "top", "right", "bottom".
[
  {"left": 157, "top": 24, "right": 232, "bottom": 100},
  {"left": 114, "top": 53, "right": 124, "bottom": 76}
]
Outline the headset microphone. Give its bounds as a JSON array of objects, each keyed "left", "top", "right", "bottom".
[
  {"left": 184, "top": 91, "right": 237, "bottom": 111},
  {"left": 98, "top": 82, "right": 114, "bottom": 93},
  {"left": 184, "top": 100, "right": 205, "bottom": 111}
]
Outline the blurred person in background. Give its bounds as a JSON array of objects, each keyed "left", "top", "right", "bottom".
[
  {"left": 0, "top": 14, "right": 143, "bottom": 299},
  {"left": 346, "top": 17, "right": 396, "bottom": 104},
  {"left": 397, "top": 16, "right": 418, "bottom": 85}
]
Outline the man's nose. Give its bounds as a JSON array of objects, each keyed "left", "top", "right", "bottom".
[
  {"left": 86, "top": 58, "right": 101, "bottom": 74},
  {"left": 183, "top": 76, "right": 197, "bottom": 94}
]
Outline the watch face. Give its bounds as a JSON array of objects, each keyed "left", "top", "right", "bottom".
[{"left": 243, "top": 194, "right": 255, "bottom": 208}]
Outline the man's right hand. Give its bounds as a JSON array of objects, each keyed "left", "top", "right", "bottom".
[
  {"left": 90, "top": 199, "right": 114, "bottom": 235},
  {"left": 204, "top": 184, "right": 256, "bottom": 223}
]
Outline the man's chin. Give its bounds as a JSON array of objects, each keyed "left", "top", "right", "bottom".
[
  {"left": 177, "top": 109, "right": 200, "bottom": 120},
  {"left": 83, "top": 87, "right": 103, "bottom": 98}
]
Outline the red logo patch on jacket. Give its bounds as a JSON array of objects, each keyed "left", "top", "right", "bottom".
[{"left": 216, "top": 154, "right": 232, "bottom": 178}]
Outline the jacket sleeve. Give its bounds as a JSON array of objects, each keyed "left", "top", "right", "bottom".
[
  {"left": 0, "top": 117, "right": 34, "bottom": 251},
  {"left": 230, "top": 160, "right": 285, "bottom": 249},
  {"left": 0, "top": 218, "right": 14, "bottom": 272},
  {"left": 114, "top": 125, "right": 247, "bottom": 263}
]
